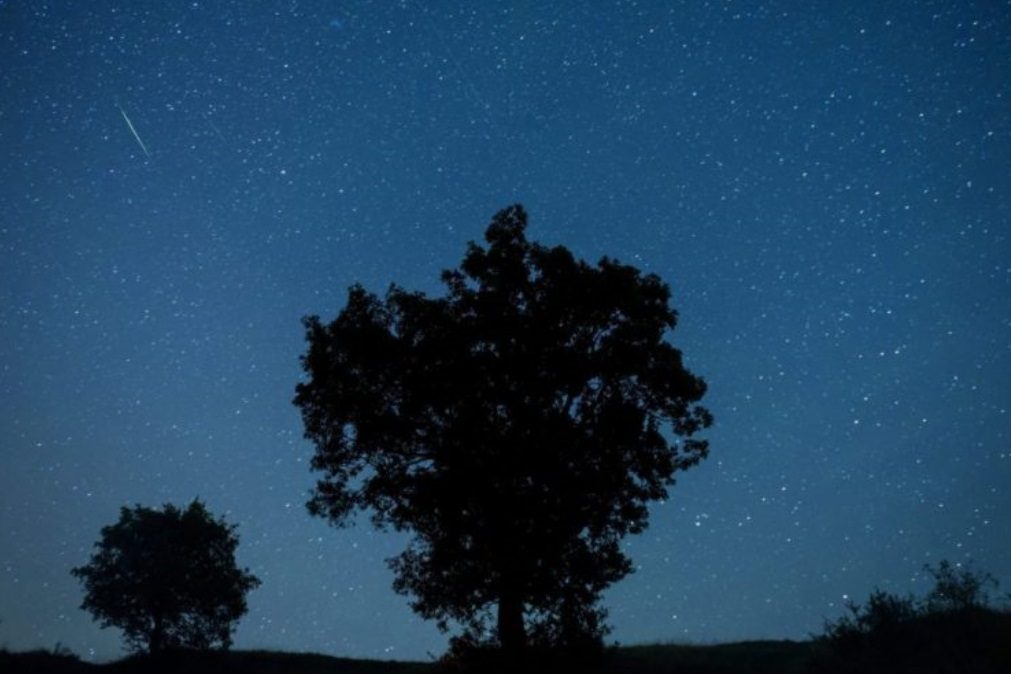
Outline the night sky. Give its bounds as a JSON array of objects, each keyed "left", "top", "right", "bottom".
[{"left": 2, "top": 0, "right": 1009, "bottom": 663}]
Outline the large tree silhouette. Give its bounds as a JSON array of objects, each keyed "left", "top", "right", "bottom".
[
  {"left": 72, "top": 500, "right": 260, "bottom": 653},
  {"left": 294, "top": 205, "right": 711, "bottom": 656}
]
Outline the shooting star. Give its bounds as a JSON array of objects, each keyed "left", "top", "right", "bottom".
[
  {"left": 118, "top": 105, "right": 151, "bottom": 159},
  {"left": 203, "top": 112, "right": 226, "bottom": 142}
]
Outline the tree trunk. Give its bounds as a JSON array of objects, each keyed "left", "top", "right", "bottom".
[
  {"left": 150, "top": 614, "right": 165, "bottom": 654},
  {"left": 497, "top": 591, "right": 526, "bottom": 656}
]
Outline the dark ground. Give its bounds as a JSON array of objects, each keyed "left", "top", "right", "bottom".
[
  {"left": 0, "top": 639, "right": 893, "bottom": 674},
  {"left": 0, "top": 642, "right": 814, "bottom": 674},
  {"left": 4, "top": 610, "right": 1009, "bottom": 674}
]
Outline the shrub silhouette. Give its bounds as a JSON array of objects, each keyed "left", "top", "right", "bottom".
[
  {"left": 923, "top": 559, "right": 998, "bottom": 613},
  {"left": 294, "top": 205, "right": 711, "bottom": 662},
  {"left": 816, "top": 560, "right": 1011, "bottom": 673},
  {"left": 72, "top": 500, "right": 260, "bottom": 653}
]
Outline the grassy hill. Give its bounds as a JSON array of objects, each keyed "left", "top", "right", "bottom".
[
  {"left": 0, "top": 648, "right": 432, "bottom": 674},
  {"left": 3, "top": 610, "right": 1009, "bottom": 674},
  {"left": 611, "top": 640, "right": 814, "bottom": 674},
  {"left": 0, "top": 640, "right": 819, "bottom": 674}
]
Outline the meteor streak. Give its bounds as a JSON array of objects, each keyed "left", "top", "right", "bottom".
[{"left": 118, "top": 106, "right": 151, "bottom": 159}]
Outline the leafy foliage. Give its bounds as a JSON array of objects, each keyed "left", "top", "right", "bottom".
[
  {"left": 816, "top": 561, "right": 1011, "bottom": 673},
  {"left": 923, "top": 559, "right": 998, "bottom": 613},
  {"left": 72, "top": 501, "right": 260, "bottom": 653},
  {"left": 294, "top": 205, "right": 711, "bottom": 655},
  {"left": 819, "top": 590, "right": 918, "bottom": 657}
]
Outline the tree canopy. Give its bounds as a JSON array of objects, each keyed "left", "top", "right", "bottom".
[
  {"left": 294, "top": 205, "right": 712, "bottom": 656},
  {"left": 72, "top": 500, "right": 260, "bottom": 653}
]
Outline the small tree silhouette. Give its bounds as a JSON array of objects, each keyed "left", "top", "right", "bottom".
[{"left": 72, "top": 500, "right": 260, "bottom": 654}]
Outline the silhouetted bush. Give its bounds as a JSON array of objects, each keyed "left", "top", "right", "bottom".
[
  {"left": 813, "top": 560, "right": 1011, "bottom": 673},
  {"left": 923, "top": 559, "right": 999, "bottom": 613}
]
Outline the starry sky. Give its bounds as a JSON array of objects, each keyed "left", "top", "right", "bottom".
[{"left": 1, "top": 0, "right": 1009, "bottom": 663}]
